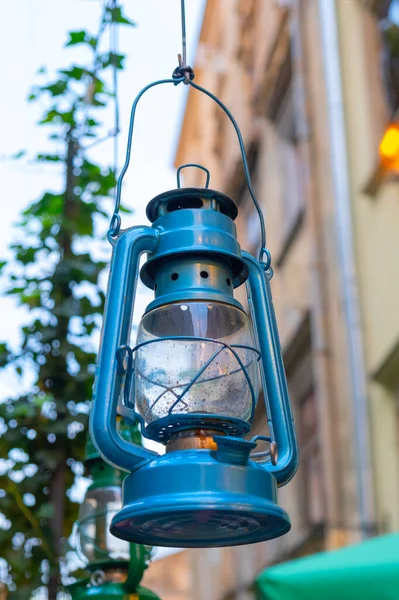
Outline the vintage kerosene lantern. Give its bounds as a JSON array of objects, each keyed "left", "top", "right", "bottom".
[
  {"left": 69, "top": 428, "right": 160, "bottom": 599},
  {"left": 90, "top": 71, "right": 299, "bottom": 548}
]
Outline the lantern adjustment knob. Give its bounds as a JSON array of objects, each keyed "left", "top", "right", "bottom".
[{"left": 213, "top": 436, "right": 257, "bottom": 466}]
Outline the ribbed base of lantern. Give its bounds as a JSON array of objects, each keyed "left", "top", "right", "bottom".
[
  {"left": 110, "top": 450, "right": 290, "bottom": 547},
  {"left": 111, "top": 502, "right": 289, "bottom": 548}
]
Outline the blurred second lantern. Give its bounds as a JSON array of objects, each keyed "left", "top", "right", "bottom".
[
  {"left": 70, "top": 428, "right": 157, "bottom": 599},
  {"left": 90, "top": 73, "right": 299, "bottom": 548},
  {"left": 76, "top": 433, "right": 132, "bottom": 567}
]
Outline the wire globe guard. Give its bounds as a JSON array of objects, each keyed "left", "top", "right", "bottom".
[{"left": 111, "top": 449, "right": 290, "bottom": 548}]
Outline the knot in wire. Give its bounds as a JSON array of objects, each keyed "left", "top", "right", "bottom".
[{"left": 172, "top": 63, "right": 195, "bottom": 85}]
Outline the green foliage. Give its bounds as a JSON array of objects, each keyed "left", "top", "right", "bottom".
[
  {"left": 101, "top": 51, "right": 125, "bottom": 70},
  {"left": 0, "top": 2, "right": 134, "bottom": 597},
  {"left": 106, "top": 5, "right": 136, "bottom": 27},
  {"left": 66, "top": 30, "right": 97, "bottom": 49}
]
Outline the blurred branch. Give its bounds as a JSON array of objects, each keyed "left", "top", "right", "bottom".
[{"left": 8, "top": 480, "right": 55, "bottom": 562}]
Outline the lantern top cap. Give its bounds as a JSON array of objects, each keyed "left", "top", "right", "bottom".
[{"left": 146, "top": 187, "right": 238, "bottom": 223}]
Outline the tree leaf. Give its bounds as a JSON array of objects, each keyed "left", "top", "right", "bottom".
[
  {"left": 39, "top": 108, "right": 76, "bottom": 126},
  {"left": 106, "top": 6, "right": 136, "bottom": 27},
  {"left": 101, "top": 52, "right": 125, "bottom": 70},
  {"left": 65, "top": 30, "right": 97, "bottom": 49},
  {"left": 59, "top": 66, "right": 87, "bottom": 81},
  {"left": 43, "top": 79, "right": 68, "bottom": 97},
  {"left": 35, "top": 153, "right": 63, "bottom": 163},
  {"left": 12, "top": 150, "right": 27, "bottom": 159},
  {"left": 65, "top": 30, "right": 87, "bottom": 46}
]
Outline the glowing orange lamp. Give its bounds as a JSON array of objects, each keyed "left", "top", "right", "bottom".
[{"left": 379, "top": 123, "right": 399, "bottom": 172}]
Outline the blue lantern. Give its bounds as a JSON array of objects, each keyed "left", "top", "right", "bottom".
[{"left": 90, "top": 73, "right": 299, "bottom": 548}]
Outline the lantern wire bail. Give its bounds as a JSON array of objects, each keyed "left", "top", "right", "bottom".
[{"left": 108, "top": 0, "right": 268, "bottom": 266}]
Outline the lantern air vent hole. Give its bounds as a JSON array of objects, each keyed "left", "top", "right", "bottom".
[
  {"left": 171, "top": 273, "right": 179, "bottom": 281},
  {"left": 200, "top": 271, "right": 209, "bottom": 279},
  {"left": 167, "top": 197, "right": 203, "bottom": 212},
  {"left": 226, "top": 278, "right": 231, "bottom": 287}
]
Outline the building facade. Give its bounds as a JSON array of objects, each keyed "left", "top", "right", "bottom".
[{"left": 143, "top": 1, "right": 399, "bottom": 598}]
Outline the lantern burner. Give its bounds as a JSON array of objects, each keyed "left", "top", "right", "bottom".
[
  {"left": 144, "top": 414, "right": 251, "bottom": 445},
  {"left": 165, "top": 428, "right": 222, "bottom": 452}
]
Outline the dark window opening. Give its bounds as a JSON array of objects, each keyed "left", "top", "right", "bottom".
[
  {"left": 167, "top": 197, "right": 203, "bottom": 212},
  {"left": 374, "top": 0, "right": 399, "bottom": 114}
]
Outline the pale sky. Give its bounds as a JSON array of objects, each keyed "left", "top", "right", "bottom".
[{"left": 0, "top": 0, "right": 206, "bottom": 397}]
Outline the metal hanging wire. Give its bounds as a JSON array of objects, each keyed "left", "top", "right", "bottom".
[
  {"left": 83, "top": 0, "right": 122, "bottom": 160},
  {"left": 179, "top": 0, "right": 187, "bottom": 69},
  {"left": 107, "top": 0, "right": 269, "bottom": 266},
  {"left": 110, "top": 0, "right": 120, "bottom": 175}
]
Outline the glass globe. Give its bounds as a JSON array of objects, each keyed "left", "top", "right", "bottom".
[
  {"left": 78, "top": 485, "right": 130, "bottom": 563},
  {"left": 135, "top": 301, "right": 260, "bottom": 423}
]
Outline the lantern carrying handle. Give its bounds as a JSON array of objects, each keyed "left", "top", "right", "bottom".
[
  {"left": 243, "top": 251, "right": 299, "bottom": 486},
  {"left": 107, "top": 76, "right": 268, "bottom": 262},
  {"left": 176, "top": 163, "right": 210, "bottom": 189},
  {"left": 90, "top": 226, "right": 160, "bottom": 471},
  {"left": 108, "top": 76, "right": 185, "bottom": 243}
]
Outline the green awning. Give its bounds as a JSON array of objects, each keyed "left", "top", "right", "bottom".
[{"left": 255, "top": 533, "right": 399, "bottom": 600}]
